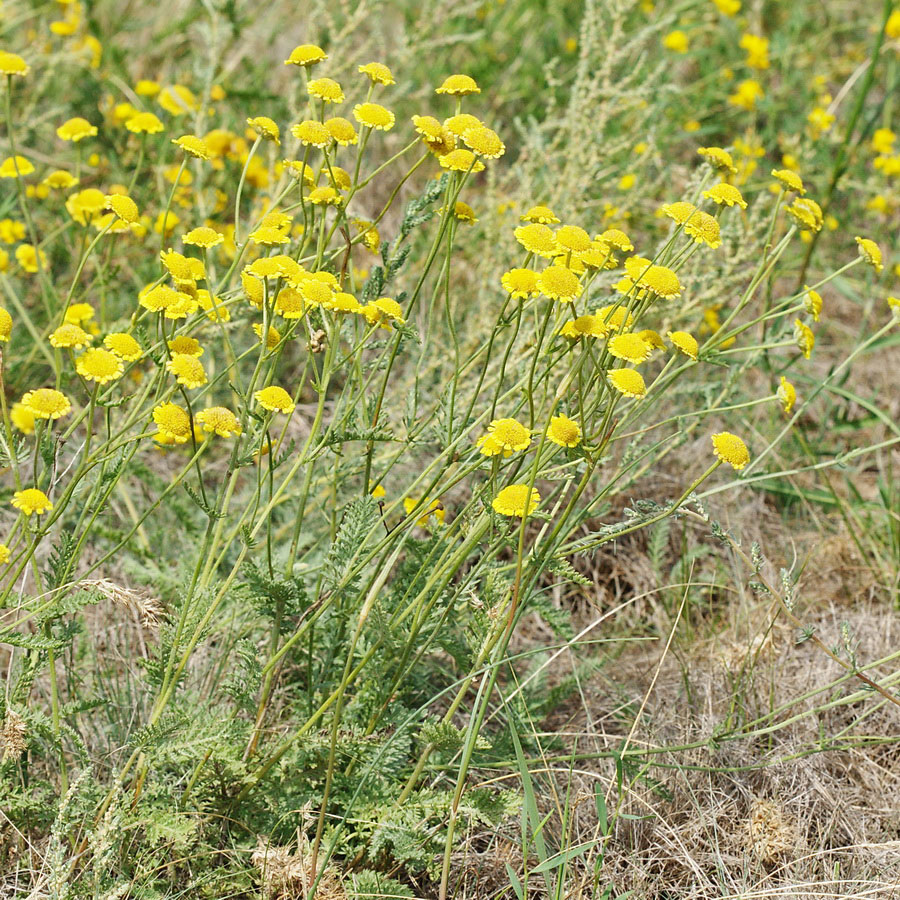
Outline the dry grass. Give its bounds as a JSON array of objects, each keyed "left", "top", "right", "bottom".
[{"left": 450, "top": 580, "right": 900, "bottom": 899}]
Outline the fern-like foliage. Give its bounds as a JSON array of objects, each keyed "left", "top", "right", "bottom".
[{"left": 322, "top": 495, "right": 380, "bottom": 594}]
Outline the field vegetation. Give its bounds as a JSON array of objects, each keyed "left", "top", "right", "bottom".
[{"left": 0, "top": 1, "right": 899, "bottom": 897}]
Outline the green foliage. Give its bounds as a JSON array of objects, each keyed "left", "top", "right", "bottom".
[
  {"left": 2, "top": 1, "right": 898, "bottom": 898},
  {"left": 323, "top": 495, "right": 381, "bottom": 594}
]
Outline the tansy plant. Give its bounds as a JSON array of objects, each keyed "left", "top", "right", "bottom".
[{"left": 0, "top": 6, "right": 897, "bottom": 899}]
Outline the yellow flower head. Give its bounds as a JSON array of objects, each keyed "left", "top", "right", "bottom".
[
  {"left": 501, "top": 268, "right": 539, "bottom": 298},
  {"left": 249, "top": 224, "right": 291, "bottom": 245},
  {"left": 125, "top": 112, "right": 164, "bottom": 134},
  {"left": 166, "top": 353, "right": 207, "bottom": 389},
  {"left": 439, "top": 148, "right": 485, "bottom": 173},
  {"left": 777, "top": 376, "right": 796, "bottom": 414},
  {"left": 283, "top": 159, "right": 317, "bottom": 185},
  {"left": 76, "top": 348, "right": 124, "bottom": 384},
  {"left": 247, "top": 116, "right": 280, "bottom": 144},
  {"left": 461, "top": 125, "right": 505, "bottom": 159},
  {"left": 703, "top": 182, "right": 747, "bottom": 209},
  {"left": 308, "top": 185, "right": 342, "bottom": 206},
  {"left": 411, "top": 114, "right": 448, "bottom": 146},
  {"left": 158, "top": 85, "right": 198, "bottom": 116},
  {"left": 537, "top": 265, "right": 582, "bottom": 302},
  {"left": 154, "top": 210, "right": 180, "bottom": 235},
  {"left": 871, "top": 127, "right": 895, "bottom": 155},
  {"left": 327, "top": 291, "right": 362, "bottom": 314},
  {"left": 41, "top": 169, "right": 78, "bottom": 191},
  {"left": 0, "top": 219, "right": 26, "bottom": 244},
  {"left": 104, "top": 332, "right": 142, "bottom": 361},
  {"left": 183, "top": 225, "right": 224, "bottom": 248},
  {"left": 728, "top": 79, "right": 764, "bottom": 110},
  {"left": 308, "top": 77, "right": 344, "bottom": 104},
  {"left": 683, "top": 210, "right": 721, "bottom": 248},
  {"left": 299, "top": 278, "right": 334, "bottom": 307},
  {"left": 559, "top": 314, "right": 610, "bottom": 340},
  {"left": 0, "top": 156, "right": 35, "bottom": 178},
  {"left": 11, "top": 402, "right": 35, "bottom": 434},
  {"left": 711, "top": 431, "right": 750, "bottom": 470},
  {"left": 807, "top": 106, "right": 835, "bottom": 136},
  {"left": 443, "top": 113, "right": 482, "bottom": 137},
  {"left": 196, "top": 406, "right": 242, "bottom": 438},
  {"left": 596, "top": 228, "right": 634, "bottom": 252},
  {"left": 404, "top": 498, "right": 446, "bottom": 527},
  {"left": 740, "top": 33, "right": 769, "bottom": 69},
  {"left": 291, "top": 120, "right": 331, "bottom": 148},
  {"left": 663, "top": 30, "right": 689, "bottom": 53},
  {"left": 16, "top": 244, "right": 47, "bottom": 274},
  {"left": 255, "top": 385, "right": 295, "bottom": 414},
  {"left": 793, "top": 319, "right": 815, "bottom": 359},
  {"left": 172, "top": 134, "right": 211, "bottom": 160},
  {"left": 436, "top": 74, "right": 480, "bottom": 96},
  {"left": 855, "top": 236, "right": 883, "bottom": 273},
  {"left": 245, "top": 255, "right": 301, "bottom": 283},
  {"left": 409, "top": 111, "right": 441, "bottom": 137},
  {"left": 638, "top": 329, "right": 666, "bottom": 350},
  {"left": 786, "top": 197, "right": 823, "bottom": 232},
  {"left": 358, "top": 62, "right": 395, "bottom": 85},
  {"left": 667, "top": 330, "right": 699, "bottom": 360},
  {"left": 285, "top": 44, "right": 328, "bottom": 67},
  {"left": 803, "top": 286, "right": 822, "bottom": 321},
  {"left": 554, "top": 224, "right": 593, "bottom": 256},
  {"left": 521, "top": 205, "right": 560, "bottom": 224},
  {"left": 607, "top": 368, "right": 647, "bottom": 398},
  {"left": 514, "top": 223, "right": 558, "bottom": 258},
  {"left": 275, "top": 287, "right": 306, "bottom": 319},
  {"left": 0, "top": 307, "right": 11, "bottom": 342},
  {"left": 0, "top": 51, "right": 30, "bottom": 77},
  {"left": 57, "top": 117, "right": 98, "bottom": 142},
  {"left": 139, "top": 283, "right": 180, "bottom": 313},
  {"left": 580, "top": 242, "right": 618, "bottom": 270},
  {"left": 608, "top": 332, "right": 653, "bottom": 364},
  {"left": 66, "top": 188, "right": 107, "bottom": 225},
  {"left": 450, "top": 200, "right": 477, "bottom": 224},
  {"left": 325, "top": 116, "right": 358, "bottom": 146},
  {"left": 162, "top": 291, "right": 198, "bottom": 320},
  {"left": 12, "top": 488, "right": 53, "bottom": 516},
  {"left": 888, "top": 9, "right": 900, "bottom": 38},
  {"left": 771, "top": 168, "right": 805, "bottom": 194},
  {"left": 362, "top": 296, "right": 405, "bottom": 327},
  {"left": 661, "top": 201, "right": 697, "bottom": 224},
  {"left": 153, "top": 402, "right": 192, "bottom": 443},
  {"left": 596, "top": 303, "right": 635, "bottom": 333},
  {"left": 697, "top": 146, "right": 737, "bottom": 174},
  {"left": 106, "top": 193, "right": 139, "bottom": 223},
  {"left": 168, "top": 335, "right": 203, "bottom": 357},
  {"left": 62, "top": 303, "right": 94, "bottom": 327},
  {"left": 353, "top": 102, "right": 395, "bottom": 130},
  {"left": 50, "top": 323, "right": 92, "bottom": 349},
  {"left": 161, "top": 249, "right": 205, "bottom": 284},
  {"left": 259, "top": 210, "right": 293, "bottom": 233},
  {"left": 136, "top": 79, "right": 160, "bottom": 97},
  {"left": 617, "top": 257, "right": 681, "bottom": 299},
  {"left": 477, "top": 417, "right": 531, "bottom": 457},
  {"left": 492, "top": 484, "right": 540, "bottom": 518},
  {"left": 198, "top": 289, "right": 229, "bottom": 322},
  {"left": 547, "top": 414, "right": 582, "bottom": 448},
  {"left": 22, "top": 388, "right": 71, "bottom": 420}
]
